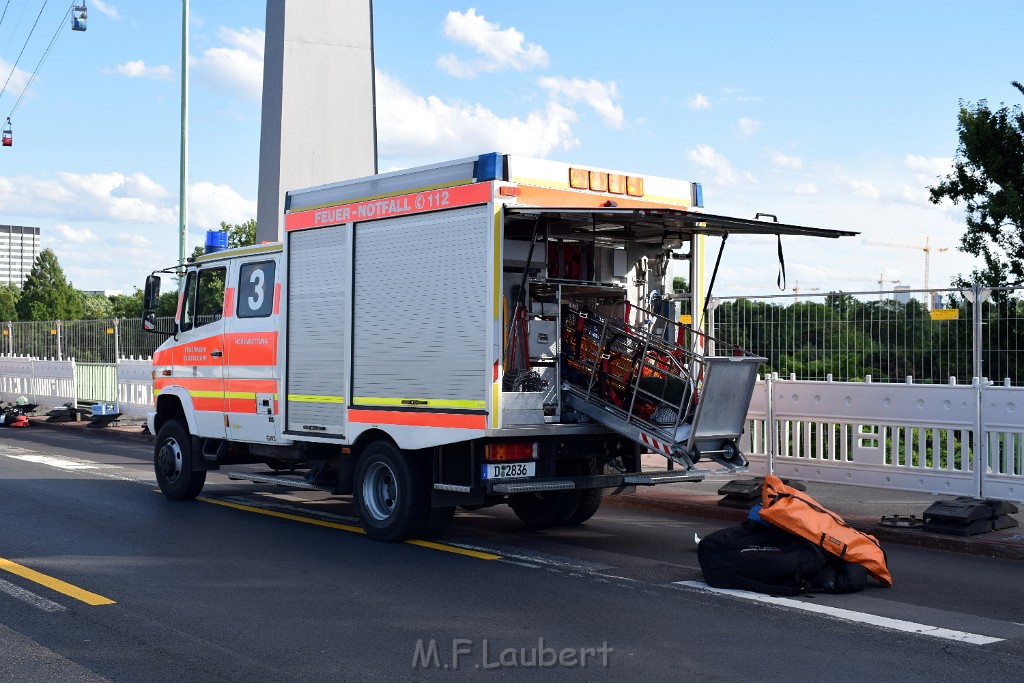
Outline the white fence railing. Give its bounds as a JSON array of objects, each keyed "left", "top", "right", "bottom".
[
  {"left": 741, "top": 375, "right": 1024, "bottom": 503},
  {"left": 0, "top": 356, "right": 153, "bottom": 418},
  {"left": 0, "top": 357, "right": 77, "bottom": 409},
  {"left": 2, "top": 356, "right": 1021, "bottom": 502}
]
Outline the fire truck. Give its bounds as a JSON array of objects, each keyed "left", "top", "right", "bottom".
[{"left": 142, "top": 153, "right": 854, "bottom": 541}]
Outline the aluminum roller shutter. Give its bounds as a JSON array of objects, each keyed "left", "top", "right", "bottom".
[
  {"left": 286, "top": 224, "right": 348, "bottom": 434},
  {"left": 352, "top": 206, "right": 489, "bottom": 408}
]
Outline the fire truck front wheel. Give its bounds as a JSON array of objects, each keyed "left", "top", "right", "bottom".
[
  {"left": 154, "top": 420, "right": 206, "bottom": 500},
  {"left": 354, "top": 441, "right": 431, "bottom": 542}
]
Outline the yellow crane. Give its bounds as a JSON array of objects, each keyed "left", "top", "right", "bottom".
[{"left": 868, "top": 237, "right": 949, "bottom": 309}]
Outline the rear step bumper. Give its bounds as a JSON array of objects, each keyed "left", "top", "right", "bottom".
[{"left": 485, "top": 469, "right": 708, "bottom": 495}]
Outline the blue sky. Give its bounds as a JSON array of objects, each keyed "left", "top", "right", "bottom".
[{"left": 1, "top": 1, "right": 1021, "bottom": 297}]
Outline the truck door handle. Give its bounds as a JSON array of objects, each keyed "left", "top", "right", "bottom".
[{"left": 211, "top": 350, "right": 223, "bottom": 357}]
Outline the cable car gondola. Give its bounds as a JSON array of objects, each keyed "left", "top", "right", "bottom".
[
  {"left": 72, "top": 3, "right": 87, "bottom": 32},
  {"left": 2, "top": 119, "right": 11, "bottom": 147}
]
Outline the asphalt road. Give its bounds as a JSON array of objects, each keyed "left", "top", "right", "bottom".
[{"left": 1, "top": 428, "right": 1022, "bottom": 682}]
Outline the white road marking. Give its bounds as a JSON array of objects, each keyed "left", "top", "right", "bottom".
[
  {"left": 674, "top": 581, "right": 1004, "bottom": 645},
  {"left": 0, "top": 577, "right": 66, "bottom": 613},
  {"left": 5, "top": 452, "right": 97, "bottom": 470},
  {"left": 1, "top": 446, "right": 156, "bottom": 486}
]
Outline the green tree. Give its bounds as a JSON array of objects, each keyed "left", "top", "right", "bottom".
[
  {"left": 109, "top": 290, "right": 145, "bottom": 319},
  {"left": 0, "top": 283, "right": 19, "bottom": 321},
  {"left": 16, "top": 249, "right": 84, "bottom": 321},
  {"left": 929, "top": 81, "right": 1024, "bottom": 287},
  {"left": 79, "top": 291, "right": 114, "bottom": 319}
]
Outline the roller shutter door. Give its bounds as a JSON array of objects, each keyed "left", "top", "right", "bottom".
[
  {"left": 352, "top": 206, "right": 489, "bottom": 409},
  {"left": 286, "top": 224, "right": 348, "bottom": 435}
]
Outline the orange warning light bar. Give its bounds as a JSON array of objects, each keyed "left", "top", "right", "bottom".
[
  {"left": 626, "top": 176, "right": 644, "bottom": 197},
  {"left": 569, "top": 167, "right": 590, "bottom": 189}
]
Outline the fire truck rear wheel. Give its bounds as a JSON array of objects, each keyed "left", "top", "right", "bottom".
[
  {"left": 509, "top": 491, "right": 577, "bottom": 529},
  {"left": 154, "top": 420, "right": 206, "bottom": 500},
  {"left": 419, "top": 505, "right": 455, "bottom": 539},
  {"left": 562, "top": 489, "right": 603, "bottom": 526},
  {"left": 354, "top": 441, "right": 431, "bottom": 542}
]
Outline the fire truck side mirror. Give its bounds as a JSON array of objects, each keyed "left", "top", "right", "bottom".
[
  {"left": 142, "top": 311, "right": 158, "bottom": 332},
  {"left": 144, "top": 275, "right": 161, "bottom": 310}
]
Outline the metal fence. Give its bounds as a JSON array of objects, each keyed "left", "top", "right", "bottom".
[
  {"left": 1, "top": 317, "right": 173, "bottom": 363},
  {"left": 708, "top": 284, "right": 1024, "bottom": 385}
]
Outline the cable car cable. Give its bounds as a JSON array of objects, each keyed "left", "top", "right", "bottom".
[
  {"left": 0, "top": 1, "right": 14, "bottom": 29},
  {"left": 0, "top": 0, "right": 51, "bottom": 105},
  {"left": 6, "top": 4, "right": 70, "bottom": 120}
]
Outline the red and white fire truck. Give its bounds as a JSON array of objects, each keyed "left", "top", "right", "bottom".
[{"left": 142, "top": 153, "right": 853, "bottom": 540}]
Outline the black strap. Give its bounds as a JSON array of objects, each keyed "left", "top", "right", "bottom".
[
  {"left": 699, "top": 233, "right": 728, "bottom": 331},
  {"left": 776, "top": 234, "right": 787, "bottom": 291}
]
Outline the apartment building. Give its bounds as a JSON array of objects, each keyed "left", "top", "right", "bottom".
[{"left": 0, "top": 225, "right": 40, "bottom": 286}]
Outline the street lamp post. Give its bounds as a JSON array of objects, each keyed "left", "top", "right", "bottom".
[{"left": 178, "top": 0, "right": 188, "bottom": 273}]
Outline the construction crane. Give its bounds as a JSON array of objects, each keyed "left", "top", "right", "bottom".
[
  {"left": 829, "top": 274, "right": 902, "bottom": 301},
  {"left": 868, "top": 237, "right": 949, "bottom": 309},
  {"left": 791, "top": 280, "right": 820, "bottom": 302}
]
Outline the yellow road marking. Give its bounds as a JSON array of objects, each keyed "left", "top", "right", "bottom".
[
  {"left": 197, "top": 497, "right": 501, "bottom": 560},
  {"left": 405, "top": 539, "right": 501, "bottom": 560},
  {"left": 0, "top": 557, "right": 115, "bottom": 606},
  {"left": 199, "top": 497, "right": 366, "bottom": 534}
]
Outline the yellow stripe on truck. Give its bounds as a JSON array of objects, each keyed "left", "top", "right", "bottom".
[
  {"left": 288, "top": 394, "right": 345, "bottom": 404},
  {"left": 352, "top": 396, "right": 485, "bottom": 410}
]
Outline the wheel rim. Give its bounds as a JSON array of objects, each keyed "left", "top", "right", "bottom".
[
  {"left": 158, "top": 438, "right": 183, "bottom": 483},
  {"left": 362, "top": 461, "right": 399, "bottom": 521}
]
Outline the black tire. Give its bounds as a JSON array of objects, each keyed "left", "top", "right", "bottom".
[
  {"left": 419, "top": 506, "right": 456, "bottom": 539},
  {"left": 562, "top": 458, "right": 604, "bottom": 526},
  {"left": 154, "top": 420, "right": 206, "bottom": 500},
  {"left": 509, "top": 491, "right": 577, "bottom": 529},
  {"left": 562, "top": 489, "right": 603, "bottom": 526},
  {"left": 353, "top": 441, "right": 431, "bottom": 542}
]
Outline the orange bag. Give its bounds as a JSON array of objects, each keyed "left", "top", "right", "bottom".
[{"left": 760, "top": 473, "right": 892, "bottom": 587}]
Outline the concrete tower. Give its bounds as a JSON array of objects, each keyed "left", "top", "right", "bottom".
[{"left": 256, "top": 0, "right": 378, "bottom": 244}]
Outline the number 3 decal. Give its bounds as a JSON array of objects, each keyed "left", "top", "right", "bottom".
[{"left": 248, "top": 268, "right": 264, "bottom": 310}]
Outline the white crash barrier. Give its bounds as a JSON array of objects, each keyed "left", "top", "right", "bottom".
[
  {"left": 2, "top": 355, "right": 1021, "bottom": 502},
  {"left": 116, "top": 358, "right": 155, "bottom": 418},
  {"left": 0, "top": 356, "right": 77, "bottom": 409},
  {"left": 745, "top": 376, "right": 1024, "bottom": 504}
]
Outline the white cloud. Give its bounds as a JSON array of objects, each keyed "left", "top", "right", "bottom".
[
  {"left": 687, "top": 144, "right": 756, "bottom": 186},
  {"left": 722, "top": 88, "right": 761, "bottom": 103},
  {"left": 770, "top": 151, "right": 802, "bottom": 169},
  {"left": 738, "top": 117, "right": 762, "bottom": 137},
  {"left": 794, "top": 182, "right": 818, "bottom": 195},
  {"left": 0, "top": 171, "right": 176, "bottom": 223},
  {"left": 376, "top": 71, "right": 577, "bottom": 160},
  {"left": 110, "top": 60, "right": 172, "bottom": 80},
  {"left": 841, "top": 175, "right": 881, "bottom": 200},
  {"left": 0, "top": 58, "right": 30, "bottom": 97},
  {"left": 91, "top": 1, "right": 120, "bottom": 20},
  {"left": 688, "top": 93, "right": 711, "bottom": 110},
  {"left": 904, "top": 154, "right": 951, "bottom": 176},
  {"left": 54, "top": 224, "right": 97, "bottom": 244},
  {"left": 188, "top": 181, "right": 257, "bottom": 229},
  {"left": 191, "top": 27, "right": 264, "bottom": 102},
  {"left": 538, "top": 76, "right": 624, "bottom": 128},
  {"left": 436, "top": 9, "right": 548, "bottom": 78}
]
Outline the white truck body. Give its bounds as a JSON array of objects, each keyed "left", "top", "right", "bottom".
[{"left": 145, "top": 152, "right": 854, "bottom": 540}]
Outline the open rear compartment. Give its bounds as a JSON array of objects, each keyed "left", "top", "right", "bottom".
[{"left": 499, "top": 206, "right": 764, "bottom": 476}]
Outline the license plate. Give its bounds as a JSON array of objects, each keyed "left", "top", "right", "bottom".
[{"left": 483, "top": 462, "right": 536, "bottom": 480}]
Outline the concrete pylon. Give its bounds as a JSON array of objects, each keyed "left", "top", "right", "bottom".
[{"left": 256, "top": 0, "right": 378, "bottom": 244}]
